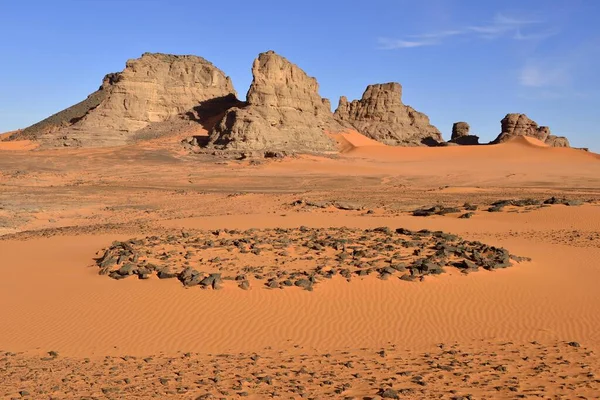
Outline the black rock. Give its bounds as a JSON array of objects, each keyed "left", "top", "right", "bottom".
[
  {"left": 117, "top": 263, "right": 135, "bottom": 275},
  {"left": 294, "top": 279, "right": 313, "bottom": 290},
  {"left": 378, "top": 388, "right": 400, "bottom": 399},
  {"left": 238, "top": 280, "right": 250, "bottom": 290},
  {"left": 157, "top": 269, "right": 178, "bottom": 279},
  {"left": 266, "top": 280, "right": 280, "bottom": 289}
]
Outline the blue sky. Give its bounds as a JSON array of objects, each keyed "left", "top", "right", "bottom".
[{"left": 1, "top": 0, "right": 599, "bottom": 150}]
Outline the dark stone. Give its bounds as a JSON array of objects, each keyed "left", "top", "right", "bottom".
[
  {"left": 266, "top": 280, "right": 280, "bottom": 289},
  {"left": 459, "top": 212, "right": 474, "bottom": 219},
  {"left": 463, "top": 203, "right": 478, "bottom": 211},
  {"left": 238, "top": 280, "right": 250, "bottom": 290},
  {"left": 378, "top": 388, "right": 400, "bottom": 399},
  {"left": 413, "top": 205, "right": 461, "bottom": 217},
  {"left": 294, "top": 279, "right": 313, "bottom": 290},
  {"left": 334, "top": 202, "right": 363, "bottom": 211},
  {"left": 157, "top": 269, "right": 178, "bottom": 279}
]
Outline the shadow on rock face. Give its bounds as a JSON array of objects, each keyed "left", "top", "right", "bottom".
[
  {"left": 186, "top": 94, "right": 245, "bottom": 132},
  {"left": 421, "top": 136, "right": 442, "bottom": 147}
]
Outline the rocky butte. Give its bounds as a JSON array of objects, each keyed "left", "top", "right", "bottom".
[
  {"left": 448, "top": 122, "right": 480, "bottom": 145},
  {"left": 492, "top": 113, "right": 570, "bottom": 147},
  {"left": 12, "top": 53, "right": 236, "bottom": 147},
  {"left": 334, "top": 82, "right": 443, "bottom": 146},
  {"left": 206, "top": 50, "right": 343, "bottom": 155}
]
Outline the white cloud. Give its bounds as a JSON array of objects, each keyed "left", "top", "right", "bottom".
[
  {"left": 408, "top": 30, "right": 464, "bottom": 39},
  {"left": 493, "top": 13, "right": 541, "bottom": 25},
  {"left": 514, "top": 29, "right": 558, "bottom": 41},
  {"left": 377, "top": 37, "right": 437, "bottom": 49},
  {"left": 519, "top": 62, "right": 569, "bottom": 88},
  {"left": 379, "top": 12, "right": 553, "bottom": 49}
]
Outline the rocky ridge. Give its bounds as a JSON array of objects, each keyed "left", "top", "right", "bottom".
[
  {"left": 334, "top": 82, "right": 443, "bottom": 146},
  {"left": 8, "top": 51, "right": 583, "bottom": 153}
]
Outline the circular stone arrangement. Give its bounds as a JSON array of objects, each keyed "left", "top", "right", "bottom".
[{"left": 95, "top": 227, "right": 530, "bottom": 291}]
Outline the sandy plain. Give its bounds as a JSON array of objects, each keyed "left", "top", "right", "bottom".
[{"left": 1, "top": 131, "right": 600, "bottom": 399}]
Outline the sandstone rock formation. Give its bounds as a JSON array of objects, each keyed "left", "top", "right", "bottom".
[
  {"left": 206, "top": 51, "right": 341, "bottom": 154},
  {"left": 14, "top": 53, "right": 236, "bottom": 147},
  {"left": 449, "top": 122, "right": 479, "bottom": 145},
  {"left": 333, "top": 83, "right": 442, "bottom": 146},
  {"left": 451, "top": 122, "right": 470, "bottom": 140},
  {"left": 545, "top": 135, "right": 570, "bottom": 148},
  {"left": 492, "top": 114, "right": 570, "bottom": 147}
]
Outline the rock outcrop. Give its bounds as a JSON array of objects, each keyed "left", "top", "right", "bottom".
[
  {"left": 492, "top": 114, "right": 570, "bottom": 147},
  {"left": 545, "top": 135, "right": 570, "bottom": 148},
  {"left": 451, "top": 122, "right": 470, "bottom": 140},
  {"left": 13, "top": 53, "right": 236, "bottom": 147},
  {"left": 333, "top": 83, "right": 442, "bottom": 146},
  {"left": 449, "top": 121, "right": 479, "bottom": 145},
  {"left": 206, "top": 51, "right": 341, "bottom": 154}
]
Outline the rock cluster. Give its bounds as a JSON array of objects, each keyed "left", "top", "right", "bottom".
[
  {"left": 95, "top": 226, "right": 528, "bottom": 290},
  {"left": 334, "top": 82, "right": 443, "bottom": 146},
  {"left": 412, "top": 197, "right": 584, "bottom": 217},
  {"left": 492, "top": 113, "right": 570, "bottom": 147},
  {"left": 487, "top": 197, "right": 583, "bottom": 212},
  {"left": 206, "top": 51, "right": 342, "bottom": 154},
  {"left": 14, "top": 53, "right": 236, "bottom": 147}
]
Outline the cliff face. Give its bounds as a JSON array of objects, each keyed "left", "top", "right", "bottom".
[
  {"left": 334, "top": 82, "right": 442, "bottom": 146},
  {"left": 493, "top": 114, "right": 570, "bottom": 147},
  {"left": 14, "top": 53, "right": 236, "bottom": 146},
  {"left": 207, "top": 51, "right": 342, "bottom": 154}
]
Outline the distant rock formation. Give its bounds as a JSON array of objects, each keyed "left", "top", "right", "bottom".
[
  {"left": 545, "top": 135, "right": 570, "bottom": 148},
  {"left": 449, "top": 122, "right": 479, "bottom": 145},
  {"left": 451, "top": 122, "right": 470, "bottom": 140},
  {"left": 492, "top": 114, "right": 570, "bottom": 147},
  {"left": 13, "top": 53, "right": 236, "bottom": 147},
  {"left": 206, "top": 51, "right": 342, "bottom": 154},
  {"left": 333, "top": 83, "right": 442, "bottom": 146}
]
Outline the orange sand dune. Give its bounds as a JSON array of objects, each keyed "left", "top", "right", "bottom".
[
  {"left": 341, "top": 134, "right": 598, "bottom": 164},
  {"left": 506, "top": 135, "right": 549, "bottom": 147},
  {"left": 328, "top": 130, "right": 384, "bottom": 152}
]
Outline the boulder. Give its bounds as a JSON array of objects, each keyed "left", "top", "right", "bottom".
[
  {"left": 334, "top": 82, "right": 443, "bottom": 146},
  {"left": 492, "top": 113, "right": 570, "bottom": 147},
  {"left": 206, "top": 51, "right": 342, "bottom": 154},
  {"left": 14, "top": 53, "right": 237, "bottom": 147}
]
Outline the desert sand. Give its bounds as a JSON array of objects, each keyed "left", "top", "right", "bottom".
[{"left": 1, "top": 132, "right": 600, "bottom": 399}]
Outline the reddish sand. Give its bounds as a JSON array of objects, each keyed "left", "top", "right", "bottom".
[{"left": 1, "top": 132, "right": 599, "bottom": 398}]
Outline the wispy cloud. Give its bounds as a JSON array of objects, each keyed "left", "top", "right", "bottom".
[
  {"left": 408, "top": 30, "right": 464, "bottom": 40},
  {"left": 514, "top": 29, "right": 558, "bottom": 41},
  {"left": 379, "top": 12, "right": 553, "bottom": 49},
  {"left": 377, "top": 38, "right": 437, "bottom": 49},
  {"left": 493, "top": 13, "right": 541, "bottom": 26},
  {"left": 519, "top": 63, "right": 569, "bottom": 88}
]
